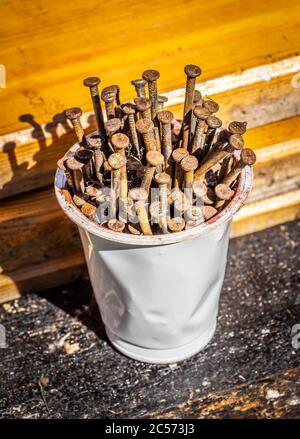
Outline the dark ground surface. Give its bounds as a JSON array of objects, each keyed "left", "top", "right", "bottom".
[{"left": 0, "top": 220, "right": 300, "bottom": 419}]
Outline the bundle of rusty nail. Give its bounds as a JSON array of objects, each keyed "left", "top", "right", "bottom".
[{"left": 57, "top": 65, "right": 256, "bottom": 235}]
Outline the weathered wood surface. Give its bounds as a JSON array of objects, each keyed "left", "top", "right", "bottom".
[
  {"left": 1, "top": 0, "right": 300, "bottom": 136},
  {"left": 0, "top": 220, "right": 299, "bottom": 418}
]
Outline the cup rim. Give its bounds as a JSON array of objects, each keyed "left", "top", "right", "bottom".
[{"left": 54, "top": 144, "right": 253, "bottom": 246}]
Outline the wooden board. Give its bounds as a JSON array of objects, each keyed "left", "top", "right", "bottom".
[{"left": 1, "top": 0, "right": 300, "bottom": 136}]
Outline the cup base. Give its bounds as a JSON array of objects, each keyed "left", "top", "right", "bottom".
[{"left": 106, "top": 321, "right": 217, "bottom": 364}]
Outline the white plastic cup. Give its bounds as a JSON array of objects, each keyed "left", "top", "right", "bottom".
[{"left": 55, "top": 145, "right": 252, "bottom": 364}]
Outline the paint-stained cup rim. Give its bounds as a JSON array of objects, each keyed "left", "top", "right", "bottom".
[{"left": 55, "top": 142, "right": 253, "bottom": 247}]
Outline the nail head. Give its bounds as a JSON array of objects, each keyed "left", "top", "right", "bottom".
[
  {"left": 142, "top": 69, "right": 160, "bottom": 82},
  {"left": 168, "top": 217, "right": 185, "bottom": 232},
  {"left": 134, "top": 97, "right": 151, "bottom": 111},
  {"left": 135, "top": 118, "right": 154, "bottom": 134},
  {"left": 206, "top": 115, "right": 222, "bottom": 129},
  {"left": 241, "top": 148, "right": 256, "bottom": 165},
  {"left": 215, "top": 184, "right": 233, "bottom": 200},
  {"left": 154, "top": 172, "right": 171, "bottom": 185},
  {"left": 111, "top": 133, "right": 130, "bottom": 150},
  {"left": 228, "top": 121, "right": 248, "bottom": 135},
  {"left": 83, "top": 77, "right": 100, "bottom": 87},
  {"left": 181, "top": 155, "right": 198, "bottom": 172},
  {"left": 229, "top": 134, "right": 244, "bottom": 150},
  {"left": 65, "top": 107, "right": 82, "bottom": 120},
  {"left": 128, "top": 187, "right": 148, "bottom": 201},
  {"left": 108, "top": 219, "right": 125, "bottom": 233},
  {"left": 108, "top": 152, "right": 126, "bottom": 170},
  {"left": 184, "top": 64, "right": 201, "bottom": 78},
  {"left": 172, "top": 148, "right": 189, "bottom": 163},
  {"left": 146, "top": 150, "right": 164, "bottom": 167},
  {"left": 157, "top": 110, "right": 174, "bottom": 124}
]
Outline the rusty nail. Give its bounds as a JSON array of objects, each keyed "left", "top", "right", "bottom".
[
  {"left": 121, "top": 104, "right": 141, "bottom": 159},
  {"left": 57, "top": 157, "right": 76, "bottom": 193},
  {"left": 203, "top": 205, "right": 217, "bottom": 221},
  {"left": 75, "top": 148, "right": 94, "bottom": 183},
  {"left": 221, "top": 148, "right": 256, "bottom": 187},
  {"left": 141, "top": 150, "right": 164, "bottom": 195},
  {"left": 73, "top": 192, "right": 89, "bottom": 207},
  {"left": 131, "top": 79, "right": 147, "bottom": 97},
  {"left": 154, "top": 172, "right": 171, "bottom": 234},
  {"left": 111, "top": 133, "right": 130, "bottom": 200},
  {"left": 87, "top": 135, "right": 105, "bottom": 183},
  {"left": 180, "top": 155, "right": 198, "bottom": 190},
  {"left": 186, "top": 205, "right": 204, "bottom": 223},
  {"left": 111, "top": 132, "right": 130, "bottom": 154},
  {"left": 157, "top": 110, "right": 174, "bottom": 175},
  {"left": 204, "top": 115, "right": 223, "bottom": 153},
  {"left": 134, "top": 97, "right": 152, "bottom": 120},
  {"left": 85, "top": 183, "right": 102, "bottom": 199},
  {"left": 217, "top": 155, "right": 233, "bottom": 183},
  {"left": 172, "top": 147, "right": 189, "bottom": 189},
  {"left": 203, "top": 187, "right": 216, "bottom": 205},
  {"left": 129, "top": 187, "right": 152, "bottom": 235},
  {"left": 65, "top": 107, "right": 86, "bottom": 144},
  {"left": 83, "top": 77, "right": 106, "bottom": 139},
  {"left": 214, "top": 183, "right": 234, "bottom": 209},
  {"left": 105, "top": 118, "right": 121, "bottom": 137},
  {"left": 171, "top": 189, "right": 191, "bottom": 216},
  {"left": 65, "top": 156, "right": 85, "bottom": 193},
  {"left": 109, "top": 84, "right": 121, "bottom": 105},
  {"left": 101, "top": 88, "right": 116, "bottom": 119},
  {"left": 193, "top": 89, "right": 203, "bottom": 105},
  {"left": 194, "top": 134, "right": 244, "bottom": 181},
  {"left": 108, "top": 152, "right": 126, "bottom": 196},
  {"left": 127, "top": 223, "right": 141, "bottom": 235},
  {"left": 203, "top": 99, "right": 219, "bottom": 114},
  {"left": 135, "top": 118, "right": 156, "bottom": 152},
  {"left": 154, "top": 126, "right": 162, "bottom": 154},
  {"left": 81, "top": 202, "right": 98, "bottom": 221},
  {"left": 228, "top": 120, "right": 248, "bottom": 135},
  {"left": 191, "top": 107, "right": 211, "bottom": 154},
  {"left": 158, "top": 95, "right": 168, "bottom": 111},
  {"left": 192, "top": 180, "right": 207, "bottom": 199},
  {"left": 142, "top": 69, "right": 160, "bottom": 120},
  {"left": 108, "top": 152, "right": 127, "bottom": 218},
  {"left": 182, "top": 64, "right": 201, "bottom": 149},
  {"left": 168, "top": 217, "right": 185, "bottom": 232},
  {"left": 107, "top": 219, "right": 125, "bottom": 233},
  {"left": 105, "top": 118, "right": 121, "bottom": 153}
]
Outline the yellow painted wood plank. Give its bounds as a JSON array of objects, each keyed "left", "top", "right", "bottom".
[
  {"left": 169, "top": 70, "right": 300, "bottom": 127},
  {"left": 244, "top": 115, "right": 300, "bottom": 150},
  {"left": 231, "top": 190, "right": 300, "bottom": 237},
  {"left": 0, "top": 252, "right": 85, "bottom": 304},
  {"left": 0, "top": 0, "right": 300, "bottom": 134}
]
